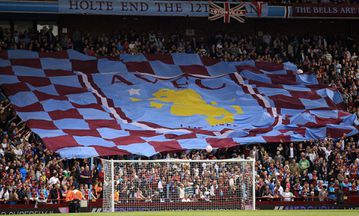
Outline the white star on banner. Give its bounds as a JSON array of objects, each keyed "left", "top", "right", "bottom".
[{"left": 128, "top": 88, "right": 141, "bottom": 96}]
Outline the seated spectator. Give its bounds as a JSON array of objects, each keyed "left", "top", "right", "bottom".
[
  {"left": 135, "top": 188, "right": 145, "bottom": 201},
  {"left": 178, "top": 184, "right": 185, "bottom": 202},
  {"left": 319, "top": 187, "right": 328, "bottom": 201},
  {"left": 181, "top": 194, "right": 191, "bottom": 203},
  {"left": 35, "top": 191, "right": 47, "bottom": 208},
  {"left": 282, "top": 188, "right": 295, "bottom": 202},
  {"left": 261, "top": 186, "right": 273, "bottom": 199},
  {"left": 0, "top": 186, "right": 9, "bottom": 203}
]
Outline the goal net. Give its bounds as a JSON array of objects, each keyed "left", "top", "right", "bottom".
[{"left": 102, "top": 158, "right": 255, "bottom": 212}]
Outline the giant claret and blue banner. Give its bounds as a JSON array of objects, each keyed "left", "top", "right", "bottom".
[{"left": 0, "top": 50, "right": 357, "bottom": 158}]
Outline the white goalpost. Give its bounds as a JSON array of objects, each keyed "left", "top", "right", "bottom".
[{"left": 102, "top": 158, "right": 256, "bottom": 212}]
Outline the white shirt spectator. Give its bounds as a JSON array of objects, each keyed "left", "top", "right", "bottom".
[
  {"left": 282, "top": 191, "right": 295, "bottom": 201},
  {"left": 336, "top": 63, "right": 342, "bottom": 74},
  {"left": 320, "top": 147, "right": 331, "bottom": 160},
  {"left": 118, "top": 167, "right": 123, "bottom": 177},
  {"left": 308, "top": 152, "right": 317, "bottom": 163},
  {"left": 181, "top": 197, "right": 191, "bottom": 202},
  {"left": 179, "top": 187, "right": 185, "bottom": 199},
  {"left": 210, "top": 185, "right": 216, "bottom": 196},
  {"left": 229, "top": 177, "right": 234, "bottom": 187},
  {"left": 193, "top": 167, "right": 199, "bottom": 177},
  {"left": 201, "top": 162, "right": 207, "bottom": 171},
  {"left": 129, "top": 42, "right": 136, "bottom": 51},
  {"left": 157, "top": 180, "right": 163, "bottom": 192},
  {"left": 13, "top": 147, "right": 23, "bottom": 158},
  {"left": 48, "top": 176, "right": 60, "bottom": 186},
  {"left": 214, "top": 164, "right": 219, "bottom": 174},
  {"left": 289, "top": 147, "right": 294, "bottom": 158},
  {"left": 204, "top": 190, "right": 211, "bottom": 202},
  {"left": 3, "top": 190, "right": 9, "bottom": 201},
  {"left": 322, "top": 52, "right": 332, "bottom": 63},
  {"left": 278, "top": 186, "right": 284, "bottom": 196},
  {"left": 0, "top": 188, "right": 4, "bottom": 199}
]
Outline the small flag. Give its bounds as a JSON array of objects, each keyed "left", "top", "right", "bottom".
[{"left": 208, "top": 2, "right": 246, "bottom": 23}]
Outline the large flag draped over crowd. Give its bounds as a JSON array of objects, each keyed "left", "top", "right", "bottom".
[{"left": 0, "top": 49, "right": 357, "bottom": 158}]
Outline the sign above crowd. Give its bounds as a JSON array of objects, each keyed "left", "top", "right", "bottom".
[
  {"left": 58, "top": 0, "right": 268, "bottom": 18},
  {"left": 0, "top": 0, "right": 358, "bottom": 20},
  {"left": 292, "top": 4, "right": 359, "bottom": 17}
]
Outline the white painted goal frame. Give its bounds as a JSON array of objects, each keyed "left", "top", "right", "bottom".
[{"left": 102, "top": 158, "right": 256, "bottom": 212}]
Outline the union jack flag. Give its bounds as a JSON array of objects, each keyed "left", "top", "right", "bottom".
[{"left": 208, "top": 2, "right": 246, "bottom": 23}]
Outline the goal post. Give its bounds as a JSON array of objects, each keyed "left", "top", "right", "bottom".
[{"left": 102, "top": 158, "right": 256, "bottom": 212}]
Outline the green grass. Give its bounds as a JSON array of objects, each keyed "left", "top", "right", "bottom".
[{"left": 12, "top": 210, "right": 359, "bottom": 216}]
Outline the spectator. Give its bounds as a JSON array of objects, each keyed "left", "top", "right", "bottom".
[
  {"left": 282, "top": 188, "right": 295, "bottom": 201},
  {"left": 299, "top": 153, "right": 310, "bottom": 173},
  {"left": 261, "top": 186, "right": 273, "bottom": 198},
  {"left": 80, "top": 165, "right": 92, "bottom": 188},
  {"left": 48, "top": 173, "right": 60, "bottom": 186},
  {"left": 178, "top": 184, "right": 185, "bottom": 201},
  {"left": 35, "top": 191, "right": 47, "bottom": 208},
  {"left": 274, "top": 151, "right": 285, "bottom": 164},
  {"left": 49, "top": 184, "right": 62, "bottom": 204},
  {"left": 135, "top": 188, "right": 145, "bottom": 201}
]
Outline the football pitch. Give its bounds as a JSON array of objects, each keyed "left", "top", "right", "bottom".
[{"left": 12, "top": 210, "right": 359, "bottom": 216}]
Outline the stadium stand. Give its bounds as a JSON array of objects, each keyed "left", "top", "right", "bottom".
[{"left": 0, "top": 24, "right": 357, "bottom": 208}]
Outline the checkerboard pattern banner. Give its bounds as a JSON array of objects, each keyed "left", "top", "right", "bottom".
[{"left": 0, "top": 49, "right": 357, "bottom": 158}]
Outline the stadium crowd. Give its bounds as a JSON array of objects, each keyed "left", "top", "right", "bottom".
[
  {"left": 0, "top": 26, "right": 358, "bottom": 206},
  {"left": 112, "top": 160, "right": 253, "bottom": 204},
  {"left": 1, "top": 26, "right": 358, "bottom": 113}
]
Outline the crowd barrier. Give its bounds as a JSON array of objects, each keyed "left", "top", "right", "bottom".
[{"left": 0, "top": 196, "right": 358, "bottom": 214}]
